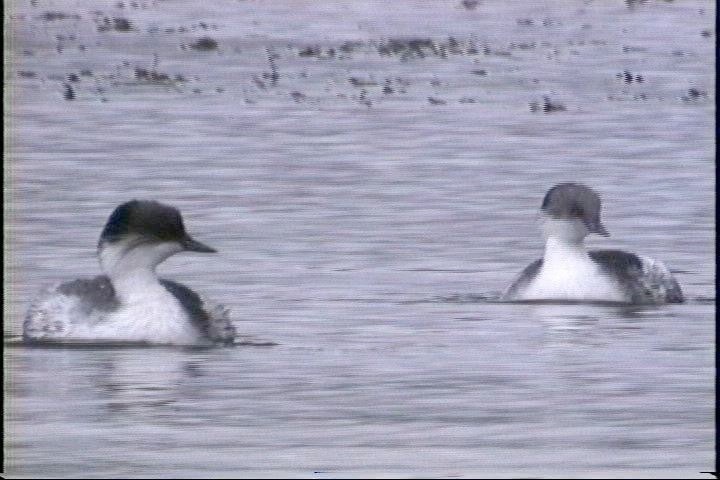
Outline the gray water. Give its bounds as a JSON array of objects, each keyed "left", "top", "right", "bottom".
[{"left": 4, "top": 0, "right": 715, "bottom": 478}]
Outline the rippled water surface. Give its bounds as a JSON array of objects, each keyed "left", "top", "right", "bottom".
[{"left": 4, "top": 0, "right": 715, "bottom": 477}]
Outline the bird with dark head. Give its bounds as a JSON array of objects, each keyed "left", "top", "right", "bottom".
[{"left": 24, "top": 200, "right": 235, "bottom": 345}]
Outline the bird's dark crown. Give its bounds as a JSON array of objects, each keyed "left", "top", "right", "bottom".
[
  {"left": 99, "top": 200, "right": 188, "bottom": 246},
  {"left": 541, "top": 183, "right": 602, "bottom": 219}
]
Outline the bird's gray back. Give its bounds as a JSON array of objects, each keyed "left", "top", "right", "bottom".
[
  {"left": 56, "top": 275, "right": 120, "bottom": 312},
  {"left": 589, "top": 249, "right": 684, "bottom": 304},
  {"left": 159, "top": 279, "right": 236, "bottom": 345},
  {"left": 24, "top": 275, "right": 119, "bottom": 341},
  {"left": 502, "top": 258, "right": 543, "bottom": 301}
]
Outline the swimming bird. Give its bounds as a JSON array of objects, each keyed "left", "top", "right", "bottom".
[
  {"left": 23, "top": 200, "right": 236, "bottom": 345},
  {"left": 502, "top": 183, "right": 684, "bottom": 304}
]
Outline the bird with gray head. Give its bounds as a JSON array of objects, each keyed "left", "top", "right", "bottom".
[
  {"left": 541, "top": 182, "right": 609, "bottom": 237},
  {"left": 502, "top": 183, "right": 684, "bottom": 304}
]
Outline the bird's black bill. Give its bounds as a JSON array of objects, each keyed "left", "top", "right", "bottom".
[
  {"left": 584, "top": 219, "right": 610, "bottom": 237},
  {"left": 181, "top": 236, "right": 217, "bottom": 253}
]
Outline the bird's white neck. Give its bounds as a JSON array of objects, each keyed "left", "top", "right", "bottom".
[
  {"left": 99, "top": 238, "right": 181, "bottom": 303},
  {"left": 543, "top": 236, "right": 589, "bottom": 265},
  {"left": 540, "top": 217, "right": 592, "bottom": 269}
]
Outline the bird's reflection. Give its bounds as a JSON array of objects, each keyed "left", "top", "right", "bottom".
[
  {"left": 525, "top": 301, "right": 671, "bottom": 349},
  {"left": 92, "top": 348, "right": 212, "bottom": 418},
  {"left": 15, "top": 346, "right": 213, "bottom": 421}
]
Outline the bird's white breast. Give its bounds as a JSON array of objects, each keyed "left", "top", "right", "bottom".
[
  {"left": 521, "top": 241, "right": 625, "bottom": 302},
  {"left": 74, "top": 283, "right": 201, "bottom": 344}
]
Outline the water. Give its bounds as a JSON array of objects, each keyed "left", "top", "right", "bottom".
[{"left": 4, "top": 0, "right": 715, "bottom": 477}]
